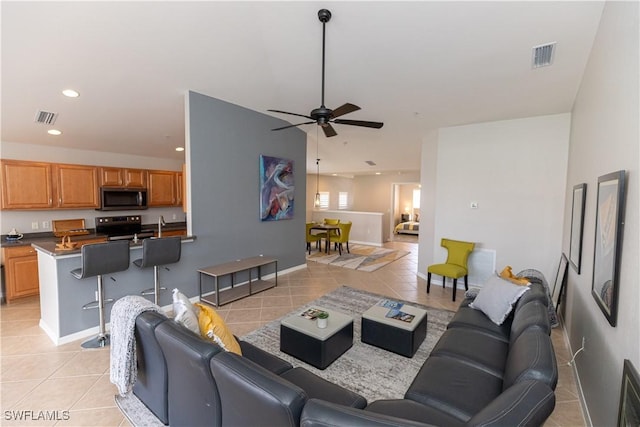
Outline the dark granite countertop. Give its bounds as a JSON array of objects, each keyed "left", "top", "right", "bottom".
[{"left": 2, "top": 221, "right": 191, "bottom": 256}]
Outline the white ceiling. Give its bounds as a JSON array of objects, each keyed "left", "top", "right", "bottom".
[{"left": 1, "top": 1, "right": 604, "bottom": 175}]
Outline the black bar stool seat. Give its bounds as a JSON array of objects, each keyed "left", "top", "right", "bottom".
[
  {"left": 71, "top": 240, "right": 130, "bottom": 348},
  {"left": 133, "top": 237, "right": 182, "bottom": 305}
]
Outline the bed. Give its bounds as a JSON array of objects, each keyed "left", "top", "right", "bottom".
[{"left": 394, "top": 221, "right": 419, "bottom": 235}]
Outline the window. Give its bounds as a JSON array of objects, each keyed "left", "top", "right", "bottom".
[
  {"left": 318, "top": 192, "right": 330, "bottom": 209},
  {"left": 338, "top": 192, "right": 349, "bottom": 210},
  {"left": 413, "top": 189, "right": 421, "bottom": 208}
]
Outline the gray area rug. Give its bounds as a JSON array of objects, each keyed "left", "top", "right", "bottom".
[
  {"left": 242, "top": 285, "right": 454, "bottom": 403},
  {"left": 114, "top": 285, "right": 454, "bottom": 425}
]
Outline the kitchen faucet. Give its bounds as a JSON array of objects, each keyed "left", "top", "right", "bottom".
[{"left": 158, "top": 215, "right": 166, "bottom": 238}]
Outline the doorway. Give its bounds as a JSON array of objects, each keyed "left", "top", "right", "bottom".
[{"left": 390, "top": 182, "right": 421, "bottom": 242}]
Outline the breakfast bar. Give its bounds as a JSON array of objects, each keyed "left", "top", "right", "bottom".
[{"left": 32, "top": 236, "right": 195, "bottom": 345}]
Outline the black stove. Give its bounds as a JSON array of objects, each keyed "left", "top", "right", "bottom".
[{"left": 95, "top": 215, "right": 154, "bottom": 240}]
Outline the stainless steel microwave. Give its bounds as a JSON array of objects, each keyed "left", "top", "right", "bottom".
[{"left": 98, "top": 187, "right": 148, "bottom": 211}]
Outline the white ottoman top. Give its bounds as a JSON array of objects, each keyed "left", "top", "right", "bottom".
[{"left": 362, "top": 300, "right": 427, "bottom": 331}]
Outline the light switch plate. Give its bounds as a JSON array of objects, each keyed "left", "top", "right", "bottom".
[{"left": 470, "top": 201, "right": 478, "bottom": 209}]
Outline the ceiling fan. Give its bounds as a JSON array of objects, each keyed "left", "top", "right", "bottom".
[{"left": 269, "top": 9, "right": 384, "bottom": 138}]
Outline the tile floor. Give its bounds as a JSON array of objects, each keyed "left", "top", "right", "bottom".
[{"left": 0, "top": 238, "right": 585, "bottom": 426}]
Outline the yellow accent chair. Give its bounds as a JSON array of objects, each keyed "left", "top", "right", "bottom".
[
  {"left": 323, "top": 218, "right": 340, "bottom": 225},
  {"left": 306, "top": 223, "right": 325, "bottom": 255},
  {"left": 332, "top": 221, "right": 352, "bottom": 255},
  {"left": 427, "top": 238, "right": 475, "bottom": 302}
]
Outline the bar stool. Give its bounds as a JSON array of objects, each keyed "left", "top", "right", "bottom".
[
  {"left": 71, "top": 240, "right": 130, "bottom": 348},
  {"left": 134, "top": 237, "right": 182, "bottom": 305}
]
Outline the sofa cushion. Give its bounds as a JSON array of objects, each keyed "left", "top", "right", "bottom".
[
  {"left": 155, "top": 320, "right": 223, "bottom": 427},
  {"left": 133, "top": 311, "right": 169, "bottom": 425},
  {"left": 405, "top": 356, "right": 502, "bottom": 422},
  {"left": 429, "top": 328, "right": 508, "bottom": 379},
  {"left": 469, "top": 275, "right": 529, "bottom": 325},
  {"left": 467, "top": 380, "right": 556, "bottom": 427},
  {"left": 503, "top": 330, "right": 558, "bottom": 390},
  {"left": 300, "top": 399, "right": 439, "bottom": 427},
  {"left": 195, "top": 302, "right": 242, "bottom": 355},
  {"left": 510, "top": 300, "right": 551, "bottom": 342},
  {"left": 238, "top": 340, "right": 292, "bottom": 375},
  {"left": 366, "top": 399, "right": 464, "bottom": 427},
  {"left": 514, "top": 282, "right": 548, "bottom": 311},
  {"left": 280, "top": 367, "right": 367, "bottom": 409},
  {"left": 447, "top": 306, "right": 512, "bottom": 342},
  {"left": 210, "top": 351, "right": 307, "bottom": 427}
]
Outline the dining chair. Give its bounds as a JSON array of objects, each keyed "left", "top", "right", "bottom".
[
  {"left": 427, "top": 238, "right": 475, "bottom": 302},
  {"left": 333, "top": 221, "right": 352, "bottom": 255},
  {"left": 306, "top": 223, "right": 325, "bottom": 255}
]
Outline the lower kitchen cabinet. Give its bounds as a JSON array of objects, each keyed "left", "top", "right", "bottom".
[{"left": 4, "top": 245, "right": 39, "bottom": 303}]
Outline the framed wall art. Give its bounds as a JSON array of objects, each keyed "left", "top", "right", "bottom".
[
  {"left": 618, "top": 359, "right": 640, "bottom": 426},
  {"left": 551, "top": 253, "right": 569, "bottom": 312},
  {"left": 569, "top": 183, "right": 587, "bottom": 273},
  {"left": 260, "top": 155, "right": 294, "bottom": 221},
  {"left": 591, "top": 170, "right": 626, "bottom": 327}
]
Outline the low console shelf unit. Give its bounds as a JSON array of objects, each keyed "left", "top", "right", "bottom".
[{"left": 198, "top": 256, "right": 277, "bottom": 307}]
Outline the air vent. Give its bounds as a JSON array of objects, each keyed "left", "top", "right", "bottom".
[
  {"left": 365, "top": 160, "right": 377, "bottom": 166},
  {"left": 34, "top": 110, "right": 58, "bottom": 125},
  {"left": 532, "top": 42, "right": 556, "bottom": 68}
]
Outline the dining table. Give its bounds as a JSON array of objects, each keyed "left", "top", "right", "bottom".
[{"left": 309, "top": 223, "right": 341, "bottom": 254}]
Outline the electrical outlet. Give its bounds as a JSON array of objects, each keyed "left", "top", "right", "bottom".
[
  {"left": 470, "top": 201, "right": 479, "bottom": 209},
  {"left": 31, "top": 221, "right": 39, "bottom": 230},
  {"left": 42, "top": 221, "right": 50, "bottom": 229},
  {"left": 172, "top": 214, "right": 177, "bottom": 220}
]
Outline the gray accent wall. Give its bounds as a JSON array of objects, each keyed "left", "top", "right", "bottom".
[
  {"left": 186, "top": 91, "right": 307, "bottom": 275},
  {"left": 563, "top": 2, "right": 639, "bottom": 425}
]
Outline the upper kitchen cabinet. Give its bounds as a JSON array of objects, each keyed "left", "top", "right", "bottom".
[
  {"left": 148, "top": 170, "right": 177, "bottom": 206},
  {"left": 53, "top": 164, "right": 99, "bottom": 208},
  {"left": 100, "top": 167, "right": 147, "bottom": 188},
  {"left": 1, "top": 160, "right": 54, "bottom": 209}
]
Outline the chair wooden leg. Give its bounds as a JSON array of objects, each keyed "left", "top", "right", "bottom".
[
  {"left": 338, "top": 243, "right": 342, "bottom": 255},
  {"left": 346, "top": 242, "right": 350, "bottom": 253},
  {"left": 307, "top": 242, "right": 311, "bottom": 255},
  {"left": 442, "top": 277, "right": 446, "bottom": 288},
  {"left": 427, "top": 272, "right": 432, "bottom": 294},
  {"left": 452, "top": 278, "right": 458, "bottom": 302},
  {"left": 464, "top": 275, "right": 469, "bottom": 291}
]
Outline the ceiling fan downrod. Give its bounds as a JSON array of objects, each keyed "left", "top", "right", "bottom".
[{"left": 318, "top": 9, "right": 331, "bottom": 109}]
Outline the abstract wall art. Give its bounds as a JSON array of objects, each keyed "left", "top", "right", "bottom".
[{"left": 260, "top": 155, "right": 294, "bottom": 221}]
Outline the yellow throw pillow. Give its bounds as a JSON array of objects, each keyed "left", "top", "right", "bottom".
[
  {"left": 194, "top": 303, "right": 242, "bottom": 355},
  {"left": 499, "top": 266, "right": 530, "bottom": 286}
]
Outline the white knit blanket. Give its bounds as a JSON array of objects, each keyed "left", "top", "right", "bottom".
[{"left": 109, "top": 295, "right": 161, "bottom": 396}]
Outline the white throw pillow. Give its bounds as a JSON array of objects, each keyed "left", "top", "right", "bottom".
[
  {"left": 172, "top": 288, "right": 200, "bottom": 334},
  {"left": 470, "top": 274, "right": 529, "bottom": 325}
]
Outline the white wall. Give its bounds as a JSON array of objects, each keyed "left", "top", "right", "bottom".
[
  {"left": 562, "top": 2, "right": 639, "bottom": 425},
  {"left": 430, "top": 114, "right": 571, "bottom": 284},
  {"left": 418, "top": 130, "right": 439, "bottom": 278}
]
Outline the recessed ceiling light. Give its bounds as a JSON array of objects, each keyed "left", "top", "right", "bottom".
[
  {"left": 375, "top": 172, "right": 381, "bottom": 175},
  {"left": 48, "top": 129, "right": 62, "bottom": 136},
  {"left": 62, "top": 89, "right": 79, "bottom": 98},
  {"left": 175, "top": 147, "right": 184, "bottom": 152}
]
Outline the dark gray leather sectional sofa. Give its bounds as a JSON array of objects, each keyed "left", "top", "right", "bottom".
[{"left": 131, "top": 281, "right": 557, "bottom": 426}]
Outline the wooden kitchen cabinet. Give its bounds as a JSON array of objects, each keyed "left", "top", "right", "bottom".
[
  {"left": 148, "top": 170, "right": 177, "bottom": 206},
  {"left": 53, "top": 164, "right": 99, "bottom": 208},
  {"left": 99, "top": 167, "right": 147, "bottom": 188},
  {"left": 176, "top": 171, "right": 183, "bottom": 208},
  {"left": 1, "top": 160, "right": 54, "bottom": 209},
  {"left": 4, "top": 245, "right": 39, "bottom": 303}
]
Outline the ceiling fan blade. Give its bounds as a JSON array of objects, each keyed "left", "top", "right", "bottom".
[
  {"left": 268, "top": 109, "right": 313, "bottom": 120},
  {"left": 333, "top": 119, "right": 384, "bottom": 129},
  {"left": 322, "top": 124, "right": 338, "bottom": 138},
  {"left": 272, "top": 121, "right": 315, "bottom": 131},
  {"left": 331, "top": 103, "right": 361, "bottom": 119}
]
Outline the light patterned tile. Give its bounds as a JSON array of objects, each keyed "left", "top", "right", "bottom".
[{"left": 0, "top": 239, "right": 585, "bottom": 427}]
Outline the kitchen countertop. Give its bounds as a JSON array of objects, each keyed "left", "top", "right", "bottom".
[
  {"left": 30, "top": 234, "right": 196, "bottom": 257},
  {"left": 1, "top": 221, "right": 189, "bottom": 251}
]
